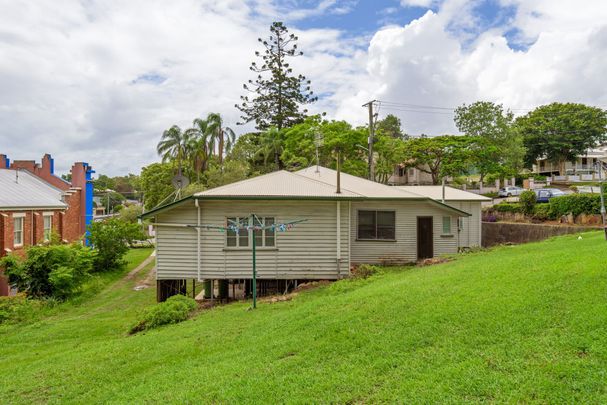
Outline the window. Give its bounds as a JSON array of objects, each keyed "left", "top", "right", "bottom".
[
  {"left": 458, "top": 217, "right": 464, "bottom": 231},
  {"left": 13, "top": 216, "right": 23, "bottom": 246},
  {"left": 43, "top": 214, "right": 53, "bottom": 242},
  {"left": 408, "top": 168, "right": 415, "bottom": 177},
  {"left": 226, "top": 217, "right": 249, "bottom": 247},
  {"left": 253, "top": 217, "right": 275, "bottom": 247},
  {"left": 442, "top": 216, "right": 452, "bottom": 234},
  {"left": 226, "top": 216, "right": 276, "bottom": 248},
  {"left": 357, "top": 210, "right": 395, "bottom": 240}
]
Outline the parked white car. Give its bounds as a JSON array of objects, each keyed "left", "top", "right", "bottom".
[{"left": 498, "top": 186, "right": 525, "bottom": 197}]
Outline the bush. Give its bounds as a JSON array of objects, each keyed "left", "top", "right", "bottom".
[
  {"left": 532, "top": 204, "right": 552, "bottom": 220},
  {"left": 352, "top": 264, "right": 383, "bottom": 279},
  {"left": 119, "top": 204, "right": 144, "bottom": 224},
  {"left": 130, "top": 295, "right": 197, "bottom": 334},
  {"left": 0, "top": 294, "right": 51, "bottom": 324},
  {"left": 88, "top": 218, "right": 146, "bottom": 272},
  {"left": 519, "top": 190, "right": 537, "bottom": 215},
  {"left": 0, "top": 244, "right": 94, "bottom": 300},
  {"left": 492, "top": 203, "right": 523, "bottom": 213},
  {"left": 549, "top": 194, "right": 602, "bottom": 218}
]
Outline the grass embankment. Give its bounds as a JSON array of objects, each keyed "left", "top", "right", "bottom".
[{"left": 1, "top": 235, "right": 607, "bottom": 403}]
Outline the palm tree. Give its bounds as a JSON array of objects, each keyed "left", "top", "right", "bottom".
[
  {"left": 184, "top": 118, "right": 214, "bottom": 181},
  {"left": 256, "top": 127, "right": 284, "bottom": 170},
  {"left": 157, "top": 125, "right": 189, "bottom": 175},
  {"left": 206, "top": 112, "right": 236, "bottom": 163}
]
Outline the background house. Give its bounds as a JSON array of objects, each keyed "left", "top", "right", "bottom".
[
  {"left": 143, "top": 166, "right": 479, "bottom": 301},
  {"left": 0, "top": 154, "right": 94, "bottom": 296},
  {"left": 533, "top": 145, "right": 607, "bottom": 181}
]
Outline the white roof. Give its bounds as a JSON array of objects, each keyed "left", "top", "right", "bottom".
[
  {"left": 0, "top": 169, "right": 67, "bottom": 210},
  {"left": 196, "top": 170, "right": 361, "bottom": 198},
  {"left": 396, "top": 186, "right": 491, "bottom": 201},
  {"left": 296, "top": 166, "right": 425, "bottom": 199},
  {"left": 195, "top": 167, "right": 426, "bottom": 199}
]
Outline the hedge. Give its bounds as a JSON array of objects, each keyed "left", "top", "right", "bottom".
[{"left": 548, "top": 194, "right": 602, "bottom": 218}]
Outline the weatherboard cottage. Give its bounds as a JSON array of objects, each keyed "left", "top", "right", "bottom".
[{"left": 142, "top": 166, "right": 487, "bottom": 300}]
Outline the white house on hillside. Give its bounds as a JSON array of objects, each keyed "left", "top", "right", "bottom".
[{"left": 142, "top": 167, "right": 486, "bottom": 300}]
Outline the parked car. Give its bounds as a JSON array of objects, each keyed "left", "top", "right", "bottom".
[
  {"left": 534, "top": 188, "right": 566, "bottom": 203},
  {"left": 498, "top": 186, "right": 525, "bottom": 197}
]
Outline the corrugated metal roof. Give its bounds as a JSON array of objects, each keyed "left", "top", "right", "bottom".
[
  {"left": 296, "top": 166, "right": 426, "bottom": 199},
  {"left": 196, "top": 170, "right": 361, "bottom": 198},
  {"left": 0, "top": 169, "right": 67, "bottom": 209},
  {"left": 396, "top": 186, "right": 491, "bottom": 201}
]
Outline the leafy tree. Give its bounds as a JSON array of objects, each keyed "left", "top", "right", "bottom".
[
  {"left": 374, "top": 134, "right": 408, "bottom": 184},
  {"left": 140, "top": 162, "right": 175, "bottom": 210},
  {"left": 404, "top": 135, "right": 475, "bottom": 184},
  {"left": 229, "top": 132, "right": 268, "bottom": 174},
  {"left": 93, "top": 174, "right": 116, "bottom": 192},
  {"left": 88, "top": 218, "right": 145, "bottom": 273},
  {"left": 236, "top": 22, "right": 317, "bottom": 130},
  {"left": 280, "top": 116, "right": 368, "bottom": 176},
  {"left": 99, "top": 191, "right": 126, "bottom": 213},
  {"left": 157, "top": 125, "right": 189, "bottom": 175},
  {"left": 376, "top": 114, "right": 407, "bottom": 140},
  {"left": 454, "top": 101, "right": 523, "bottom": 180},
  {"left": 204, "top": 160, "right": 250, "bottom": 189},
  {"left": 0, "top": 244, "right": 94, "bottom": 300},
  {"left": 256, "top": 127, "right": 285, "bottom": 170},
  {"left": 206, "top": 112, "right": 236, "bottom": 163},
  {"left": 119, "top": 205, "right": 143, "bottom": 223},
  {"left": 516, "top": 103, "right": 607, "bottom": 173}
]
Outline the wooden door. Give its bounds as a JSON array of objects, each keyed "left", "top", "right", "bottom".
[{"left": 417, "top": 217, "right": 433, "bottom": 259}]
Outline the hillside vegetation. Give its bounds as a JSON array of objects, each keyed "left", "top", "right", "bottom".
[{"left": 1, "top": 234, "right": 606, "bottom": 403}]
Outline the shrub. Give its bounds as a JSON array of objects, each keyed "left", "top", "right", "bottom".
[
  {"left": 519, "top": 190, "right": 537, "bottom": 215},
  {"left": 492, "top": 203, "right": 523, "bottom": 213},
  {"left": 0, "top": 294, "right": 50, "bottom": 324},
  {"left": 130, "top": 295, "right": 197, "bottom": 334},
  {"left": 532, "top": 204, "right": 552, "bottom": 220},
  {"left": 119, "top": 204, "right": 143, "bottom": 224},
  {"left": 352, "top": 264, "right": 383, "bottom": 279},
  {"left": 0, "top": 244, "right": 94, "bottom": 300},
  {"left": 549, "top": 194, "right": 602, "bottom": 218},
  {"left": 88, "top": 218, "right": 146, "bottom": 272}
]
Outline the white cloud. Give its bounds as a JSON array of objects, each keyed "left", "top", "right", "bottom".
[
  {"left": 1, "top": 0, "right": 607, "bottom": 175},
  {"left": 0, "top": 0, "right": 362, "bottom": 175},
  {"left": 400, "top": 0, "right": 438, "bottom": 8},
  {"left": 333, "top": 0, "right": 607, "bottom": 136}
]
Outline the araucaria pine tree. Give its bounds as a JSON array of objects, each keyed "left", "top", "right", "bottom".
[{"left": 236, "top": 22, "right": 317, "bottom": 130}]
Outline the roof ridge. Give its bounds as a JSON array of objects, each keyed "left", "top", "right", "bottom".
[
  {"left": 296, "top": 166, "right": 425, "bottom": 198},
  {"left": 289, "top": 170, "right": 365, "bottom": 197}
]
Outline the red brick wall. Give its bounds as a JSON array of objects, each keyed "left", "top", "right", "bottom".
[{"left": 0, "top": 205, "right": 81, "bottom": 296}]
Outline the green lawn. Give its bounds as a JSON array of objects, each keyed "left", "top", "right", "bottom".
[{"left": 1, "top": 235, "right": 607, "bottom": 403}]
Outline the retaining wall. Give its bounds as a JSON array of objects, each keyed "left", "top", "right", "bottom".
[{"left": 482, "top": 222, "right": 600, "bottom": 247}]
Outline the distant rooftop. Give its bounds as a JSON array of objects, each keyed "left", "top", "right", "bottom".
[{"left": 0, "top": 169, "right": 66, "bottom": 210}]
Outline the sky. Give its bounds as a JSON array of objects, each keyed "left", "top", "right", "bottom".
[{"left": 1, "top": 0, "right": 607, "bottom": 176}]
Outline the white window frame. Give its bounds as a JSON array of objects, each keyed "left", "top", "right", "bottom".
[
  {"left": 253, "top": 216, "right": 276, "bottom": 248},
  {"left": 13, "top": 214, "right": 25, "bottom": 247},
  {"left": 442, "top": 216, "right": 452, "bottom": 235},
  {"left": 225, "top": 216, "right": 276, "bottom": 248},
  {"left": 43, "top": 213, "right": 53, "bottom": 242}
]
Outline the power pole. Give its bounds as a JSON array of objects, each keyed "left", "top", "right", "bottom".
[{"left": 363, "top": 100, "right": 376, "bottom": 181}]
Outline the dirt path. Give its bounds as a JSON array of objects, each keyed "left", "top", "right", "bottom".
[{"left": 126, "top": 250, "right": 156, "bottom": 280}]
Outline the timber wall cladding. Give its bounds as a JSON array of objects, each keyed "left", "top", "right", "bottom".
[{"left": 481, "top": 222, "right": 598, "bottom": 247}]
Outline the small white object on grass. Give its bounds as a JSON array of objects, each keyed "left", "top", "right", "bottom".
[{"left": 578, "top": 236, "right": 583, "bottom": 240}]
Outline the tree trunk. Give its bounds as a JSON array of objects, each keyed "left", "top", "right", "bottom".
[{"left": 218, "top": 130, "right": 224, "bottom": 164}]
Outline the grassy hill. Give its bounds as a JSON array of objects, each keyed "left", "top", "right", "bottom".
[{"left": 1, "top": 233, "right": 606, "bottom": 403}]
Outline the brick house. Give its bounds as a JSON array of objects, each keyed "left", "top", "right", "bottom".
[{"left": 0, "top": 154, "right": 94, "bottom": 296}]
